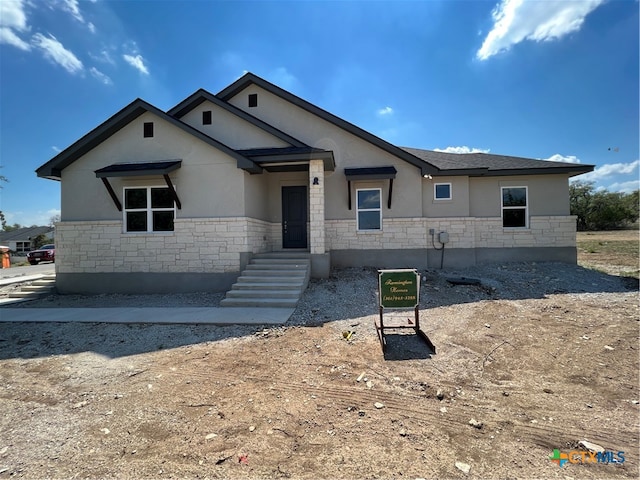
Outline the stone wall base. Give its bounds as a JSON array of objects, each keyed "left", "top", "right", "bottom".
[
  {"left": 56, "top": 272, "right": 238, "bottom": 295},
  {"left": 331, "top": 246, "right": 577, "bottom": 270}
]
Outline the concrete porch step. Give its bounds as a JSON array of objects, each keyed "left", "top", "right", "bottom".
[
  {"left": 254, "top": 252, "right": 310, "bottom": 259},
  {"left": 220, "top": 297, "right": 299, "bottom": 308},
  {"left": 225, "top": 289, "right": 300, "bottom": 299},
  {"left": 251, "top": 258, "right": 310, "bottom": 265},
  {"left": 240, "top": 269, "right": 306, "bottom": 277},
  {"left": 245, "top": 263, "right": 307, "bottom": 270},
  {"left": 232, "top": 281, "right": 304, "bottom": 290},
  {"left": 8, "top": 287, "right": 55, "bottom": 299},
  {"left": 222, "top": 252, "right": 311, "bottom": 308}
]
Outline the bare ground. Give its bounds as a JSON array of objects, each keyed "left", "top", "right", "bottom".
[{"left": 0, "top": 259, "right": 638, "bottom": 479}]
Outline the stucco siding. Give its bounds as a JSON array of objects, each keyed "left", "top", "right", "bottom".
[
  {"left": 422, "top": 176, "right": 470, "bottom": 217},
  {"left": 469, "top": 174, "right": 571, "bottom": 217},
  {"left": 60, "top": 112, "right": 246, "bottom": 221},
  {"left": 226, "top": 85, "right": 424, "bottom": 220},
  {"left": 180, "top": 100, "right": 291, "bottom": 149}
]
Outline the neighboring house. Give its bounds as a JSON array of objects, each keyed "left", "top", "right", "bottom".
[
  {"left": 0, "top": 226, "right": 54, "bottom": 254},
  {"left": 36, "top": 72, "right": 593, "bottom": 294}
]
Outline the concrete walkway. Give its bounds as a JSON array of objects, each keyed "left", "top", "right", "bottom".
[{"left": 0, "top": 307, "right": 295, "bottom": 325}]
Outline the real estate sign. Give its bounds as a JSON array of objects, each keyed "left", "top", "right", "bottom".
[{"left": 378, "top": 269, "right": 420, "bottom": 308}]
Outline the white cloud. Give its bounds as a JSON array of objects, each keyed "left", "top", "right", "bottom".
[
  {"left": 51, "top": 146, "right": 62, "bottom": 153},
  {"left": 578, "top": 159, "right": 640, "bottom": 183},
  {"left": 4, "top": 209, "right": 61, "bottom": 227},
  {"left": 0, "top": 0, "right": 31, "bottom": 50},
  {"left": 0, "top": 27, "right": 30, "bottom": 50},
  {"left": 377, "top": 106, "right": 394, "bottom": 116},
  {"left": 91, "top": 49, "right": 116, "bottom": 65},
  {"left": 477, "top": 0, "right": 605, "bottom": 60},
  {"left": 123, "top": 54, "right": 149, "bottom": 75},
  {"left": 88, "top": 22, "right": 96, "bottom": 34},
  {"left": 605, "top": 180, "right": 640, "bottom": 194},
  {"left": 31, "top": 33, "right": 83, "bottom": 74},
  {"left": 89, "top": 66, "right": 112, "bottom": 85},
  {"left": 60, "top": 0, "right": 84, "bottom": 23},
  {"left": 434, "top": 146, "right": 491, "bottom": 154},
  {"left": 545, "top": 153, "right": 581, "bottom": 164}
]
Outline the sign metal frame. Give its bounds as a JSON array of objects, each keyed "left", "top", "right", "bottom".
[{"left": 376, "top": 269, "right": 435, "bottom": 354}]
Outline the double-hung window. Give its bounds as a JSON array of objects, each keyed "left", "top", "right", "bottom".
[
  {"left": 124, "top": 187, "right": 175, "bottom": 232},
  {"left": 356, "top": 188, "right": 382, "bottom": 231},
  {"left": 501, "top": 186, "right": 528, "bottom": 228}
]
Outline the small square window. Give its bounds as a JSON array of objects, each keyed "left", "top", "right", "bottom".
[
  {"left": 248, "top": 93, "right": 258, "bottom": 108},
  {"left": 202, "top": 110, "right": 212, "bottom": 125},
  {"left": 434, "top": 183, "right": 452, "bottom": 200},
  {"left": 143, "top": 122, "right": 154, "bottom": 138}
]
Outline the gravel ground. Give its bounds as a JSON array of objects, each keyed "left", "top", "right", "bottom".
[
  {"left": 1, "top": 262, "right": 638, "bottom": 479},
  {"left": 4, "top": 261, "right": 635, "bottom": 313}
]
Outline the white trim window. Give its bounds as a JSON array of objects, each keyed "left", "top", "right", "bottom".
[
  {"left": 434, "top": 183, "right": 452, "bottom": 200},
  {"left": 501, "top": 186, "right": 528, "bottom": 228},
  {"left": 356, "top": 188, "right": 382, "bottom": 231},
  {"left": 124, "top": 186, "right": 176, "bottom": 232}
]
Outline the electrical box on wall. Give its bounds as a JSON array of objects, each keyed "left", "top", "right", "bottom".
[{"left": 438, "top": 231, "right": 449, "bottom": 244}]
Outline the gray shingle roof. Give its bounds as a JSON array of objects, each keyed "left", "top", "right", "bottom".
[
  {"left": 0, "top": 226, "right": 54, "bottom": 243},
  {"left": 401, "top": 147, "right": 594, "bottom": 177}
]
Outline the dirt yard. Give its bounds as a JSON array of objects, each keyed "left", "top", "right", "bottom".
[{"left": 0, "top": 244, "right": 638, "bottom": 478}]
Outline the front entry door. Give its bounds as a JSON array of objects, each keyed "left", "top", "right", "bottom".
[{"left": 282, "top": 186, "right": 307, "bottom": 249}]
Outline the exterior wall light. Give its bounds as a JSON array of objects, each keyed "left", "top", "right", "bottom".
[{"left": 313, "top": 177, "right": 320, "bottom": 185}]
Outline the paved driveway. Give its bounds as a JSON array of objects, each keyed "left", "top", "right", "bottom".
[{"left": 0, "top": 262, "right": 55, "bottom": 280}]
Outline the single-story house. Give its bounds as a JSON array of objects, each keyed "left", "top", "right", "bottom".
[
  {"left": 36, "top": 72, "right": 593, "bottom": 294},
  {"left": 0, "top": 226, "right": 54, "bottom": 254}
]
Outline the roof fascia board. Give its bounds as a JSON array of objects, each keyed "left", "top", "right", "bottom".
[
  {"left": 168, "top": 88, "right": 307, "bottom": 148},
  {"left": 217, "top": 73, "right": 439, "bottom": 176},
  {"left": 36, "top": 100, "right": 149, "bottom": 180},
  {"left": 467, "top": 166, "right": 595, "bottom": 177},
  {"left": 36, "top": 99, "right": 262, "bottom": 179}
]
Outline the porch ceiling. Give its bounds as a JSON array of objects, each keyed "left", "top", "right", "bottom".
[{"left": 236, "top": 147, "right": 335, "bottom": 173}]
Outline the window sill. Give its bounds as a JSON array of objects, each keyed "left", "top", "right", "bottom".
[{"left": 357, "top": 229, "right": 383, "bottom": 234}]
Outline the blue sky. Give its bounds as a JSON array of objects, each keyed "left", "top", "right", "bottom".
[{"left": 0, "top": 0, "right": 638, "bottom": 227}]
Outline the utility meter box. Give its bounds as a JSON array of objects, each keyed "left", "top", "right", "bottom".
[{"left": 438, "top": 231, "right": 449, "bottom": 244}]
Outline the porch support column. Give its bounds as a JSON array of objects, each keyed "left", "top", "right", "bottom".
[{"left": 309, "top": 159, "right": 329, "bottom": 278}]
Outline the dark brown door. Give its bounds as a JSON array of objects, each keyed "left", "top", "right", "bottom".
[{"left": 282, "top": 186, "right": 307, "bottom": 249}]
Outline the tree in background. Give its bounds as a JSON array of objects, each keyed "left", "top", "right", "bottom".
[
  {"left": 570, "top": 181, "right": 639, "bottom": 231},
  {"left": 30, "top": 234, "right": 48, "bottom": 249}
]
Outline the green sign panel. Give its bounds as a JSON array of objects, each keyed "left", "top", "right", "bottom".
[{"left": 378, "top": 269, "right": 420, "bottom": 308}]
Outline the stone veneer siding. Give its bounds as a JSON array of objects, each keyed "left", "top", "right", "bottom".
[
  {"left": 308, "top": 159, "right": 326, "bottom": 254},
  {"left": 55, "top": 218, "right": 272, "bottom": 274},
  {"left": 56, "top": 215, "right": 576, "bottom": 275},
  {"left": 326, "top": 216, "right": 577, "bottom": 251}
]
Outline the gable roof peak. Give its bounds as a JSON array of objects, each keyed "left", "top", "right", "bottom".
[{"left": 217, "top": 72, "right": 439, "bottom": 176}]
